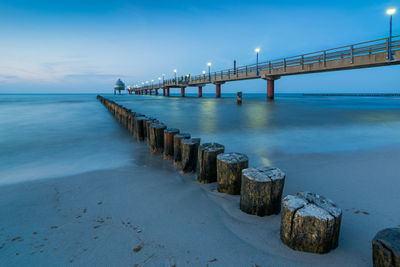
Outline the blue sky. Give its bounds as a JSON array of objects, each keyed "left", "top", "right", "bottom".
[{"left": 0, "top": 0, "right": 398, "bottom": 93}]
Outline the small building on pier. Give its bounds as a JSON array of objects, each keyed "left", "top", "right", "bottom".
[{"left": 114, "top": 79, "right": 125, "bottom": 95}]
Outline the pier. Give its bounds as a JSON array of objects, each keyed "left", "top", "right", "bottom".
[{"left": 135, "top": 36, "right": 400, "bottom": 99}]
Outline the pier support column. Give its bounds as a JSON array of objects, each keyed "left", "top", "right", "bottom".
[
  {"left": 181, "top": 87, "right": 185, "bottom": 97},
  {"left": 163, "top": 88, "right": 166, "bottom": 96},
  {"left": 216, "top": 84, "right": 221, "bottom": 98},
  {"left": 166, "top": 88, "right": 170, "bottom": 97},
  {"left": 198, "top": 86, "right": 203, "bottom": 97},
  {"left": 263, "top": 76, "right": 280, "bottom": 100},
  {"left": 145, "top": 90, "right": 148, "bottom": 95},
  {"left": 267, "top": 80, "right": 274, "bottom": 100},
  {"left": 155, "top": 89, "right": 158, "bottom": 96}
]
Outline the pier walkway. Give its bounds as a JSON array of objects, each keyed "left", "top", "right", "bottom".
[{"left": 135, "top": 36, "right": 400, "bottom": 99}]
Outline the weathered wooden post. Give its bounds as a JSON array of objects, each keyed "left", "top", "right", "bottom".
[
  {"left": 133, "top": 114, "right": 145, "bottom": 138},
  {"left": 197, "top": 143, "right": 225, "bottom": 183},
  {"left": 237, "top": 92, "right": 242, "bottom": 104},
  {"left": 173, "top": 133, "right": 191, "bottom": 165},
  {"left": 128, "top": 112, "right": 136, "bottom": 134},
  {"left": 150, "top": 123, "right": 167, "bottom": 153},
  {"left": 135, "top": 117, "right": 147, "bottom": 141},
  {"left": 216, "top": 152, "right": 248, "bottom": 194},
  {"left": 163, "top": 128, "right": 180, "bottom": 159},
  {"left": 240, "top": 167, "right": 285, "bottom": 216},
  {"left": 280, "top": 192, "right": 342, "bottom": 254},
  {"left": 372, "top": 228, "right": 400, "bottom": 267},
  {"left": 145, "top": 118, "right": 158, "bottom": 145},
  {"left": 181, "top": 138, "right": 200, "bottom": 173}
]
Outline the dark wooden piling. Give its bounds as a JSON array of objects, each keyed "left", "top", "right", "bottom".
[
  {"left": 135, "top": 117, "right": 147, "bottom": 141},
  {"left": 173, "top": 133, "right": 191, "bottom": 165},
  {"left": 132, "top": 114, "right": 145, "bottom": 137},
  {"left": 128, "top": 112, "right": 136, "bottom": 134},
  {"left": 237, "top": 92, "right": 242, "bottom": 104},
  {"left": 240, "top": 166, "right": 286, "bottom": 216},
  {"left": 372, "top": 228, "right": 400, "bottom": 267},
  {"left": 144, "top": 117, "right": 157, "bottom": 144},
  {"left": 197, "top": 143, "right": 225, "bottom": 184},
  {"left": 181, "top": 138, "right": 201, "bottom": 173},
  {"left": 150, "top": 123, "right": 167, "bottom": 153},
  {"left": 163, "top": 128, "right": 180, "bottom": 159},
  {"left": 280, "top": 192, "right": 342, "bottom": 254},
  {"left": 216, "top": 152, "right": 248, "bottom": 195}
]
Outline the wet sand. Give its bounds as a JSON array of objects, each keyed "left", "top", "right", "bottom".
[{"left": 1, "top": 141, "right": 399, "bottom": 266}]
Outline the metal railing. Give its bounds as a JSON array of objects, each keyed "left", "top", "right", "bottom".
[{"left": 136, "top": 36, "right": 400, "bottom": 90}]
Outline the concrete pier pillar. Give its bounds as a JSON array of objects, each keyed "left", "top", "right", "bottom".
[
  {"left": 216, "top": 84, "right": 221, "bottom": 98},
  {"left": 163, "top": 88, "right": 166, "bottom": 96},
  {"left": 267, "top": 79, "right": 275, "bottom": 100},
  {"left": 198, "top": 86, "right": 203, "bottom": 97},
  {"left": 145, "top": 90, "right": 148, "bottom": 95},
  {"left": 181, "top": 87, "right": 185, "bottom": 97},
  {"left": 149, "top": 90, "right": 152, "bottom": 95},
  {"left": 166, "top": 88, "right": 170, "bottom": 97},
  {"left": 155, "top": 89, "right": 158, "bottom": 96}
]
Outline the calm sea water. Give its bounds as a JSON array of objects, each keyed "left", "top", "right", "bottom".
[{"left": 1, "top": 93, "right": 400, "bottom": 185}]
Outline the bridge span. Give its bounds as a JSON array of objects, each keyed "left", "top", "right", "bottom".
[{"left": 135, "top": 36, "right": 400, "bottom": 99}]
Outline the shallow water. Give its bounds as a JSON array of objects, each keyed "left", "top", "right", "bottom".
[
  {"left": 112, "top": 93, "right": 400, "bottom": 166},
  {"left": 0, "top": 94, "right": 134, "bottom": 185},
  {"left": 1, "top": 93, "right": 400, "bottom": 185}
]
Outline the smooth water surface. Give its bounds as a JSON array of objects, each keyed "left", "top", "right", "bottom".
[
  {"left": 1, "top": 93, "right": 400, "bottom": 185},
  {"left": 0, "top": 94, "right": 134, "bottom": 185},
  {"left": 112, "top": 93, "right": 400, "bottom": 167}
]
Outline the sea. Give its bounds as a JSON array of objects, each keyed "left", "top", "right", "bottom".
[{"left": 1, "top": 93, "right": 400, "bottom": 185}]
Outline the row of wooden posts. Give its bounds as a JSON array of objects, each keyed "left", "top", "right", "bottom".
[{"left": 97, "top": 95, "right": 399, "bottom": 264}]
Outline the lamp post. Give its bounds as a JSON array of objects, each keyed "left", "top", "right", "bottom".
[
  {"left": 162, "top": 74, "right": 165, "bottom": 85},
  {"left": 173, "top": 69, "right": 177, "bottom": 82},
  {"left": 207, "top": 62, "right": 212, "bottom": 81},
  {"left": 255, "top": 48, "right": 260, "bottom": 75},
  {"left": 158, "top": 77, "right": 161, "bottom": 87},
  {"left": 387, "top": 8, "right": 396, "bottom": 60}
]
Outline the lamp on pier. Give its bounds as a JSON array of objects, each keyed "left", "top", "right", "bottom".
[
  {"left": 255, "top": 48, "right": 260, "bottom": 75},
  {"left": 173, "top": 69, "right": 177, "bottom": 82},
  {"left": 162, "top": 74, "right": 165, "bottom": 85},
  {"left": 207, "top": 62, "right": 212, "bottom": 81},
  {"left": 387, "top": 8, "right": 396, "bottom": 60}
]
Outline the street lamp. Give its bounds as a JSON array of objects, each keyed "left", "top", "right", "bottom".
[
  {"left": 158, "top": 77, "right": 161, "bottom": 87},
  {"left": 207, "top": 62, "right": 212, "bottom": 81},
  {"left": 387, "top": 8, "right": 396, "bottom": 60},
  {"left": 162, "top": 73, "right": 165, "bottom": 84},
  {"left": 173, "top": 69, "right": 177, "bottom": 82},
  {"left": 151, "top": 79, "right": 154, "bottom": 87},
  {"left": 255, "top": 48, "right": 260, "bottom": 75}
]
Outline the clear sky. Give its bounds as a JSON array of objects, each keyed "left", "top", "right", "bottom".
[{"left": 0, "top": 0, "right": 399, "bottom": 94}]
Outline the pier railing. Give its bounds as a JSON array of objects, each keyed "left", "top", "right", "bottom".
[{"left": 138, "top": 35, "right": 400, "bottom": 90}]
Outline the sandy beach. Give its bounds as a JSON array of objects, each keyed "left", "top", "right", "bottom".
[{"left": 1, "top": 138, "right": 399, "bottom": 266}]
